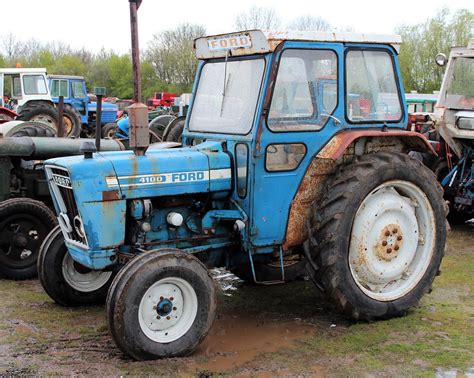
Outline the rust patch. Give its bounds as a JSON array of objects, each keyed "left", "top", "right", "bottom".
[
  {"left": 374, "top": 224, "right": 403, "bottom": 262},
  {"left": 102, "top": 190, "right": 120, "bottom": 201},
  {"left": 317, "top": 130, "right": 436, "bottom": 160},
  {"left": 284, "top": 157, "right": 337, "bottom": 248}
]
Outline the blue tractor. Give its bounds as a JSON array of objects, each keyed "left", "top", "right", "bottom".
[
  {"left": 48, "top": 75, "right": 118, "bottom": 137},
  {"left": 39, "top": 30, "right": 447, "bottom": 360}
]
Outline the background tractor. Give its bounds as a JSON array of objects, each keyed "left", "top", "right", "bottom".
[
  {"left": 431, "top": 40, "right": 474, "bottom": 222},
  {"left": 0, "top": 136, "right": 125, "bottom": 279},
  {"left": 0, "top": 68, "right": 59, "bottom": 131},
  {"left": 48, "top": 75, "right": 118, "bottom": 138},
  {"left": 39, "top": 30, "right": 447, "bottom": 360}
]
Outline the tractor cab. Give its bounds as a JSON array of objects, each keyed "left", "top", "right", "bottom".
[
  {"left": 0, "top": 68, "right": 52, "bottom": 112},
  {"left": 435, "top": 40, "right": 474, "bottom": 158}
]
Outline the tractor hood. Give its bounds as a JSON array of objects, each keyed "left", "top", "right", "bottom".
[{"left": 44, "top": 140, "right": 232, "bottom": 203}]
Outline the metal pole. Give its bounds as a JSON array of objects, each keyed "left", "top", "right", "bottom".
[
  {"left": 57, "top": 95, "right": 65, "bottom": 137},
  {"left": 95, "top": 94, "right": 103, "bottom": 151},
  {"left": 129, "top": 0, "right": 142, "bottom": 103}
]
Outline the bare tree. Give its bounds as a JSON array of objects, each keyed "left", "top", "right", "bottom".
[
  {"left": 146, "top": 23, "right": 206, "bottom": 89},
  {"left": 288, "top": 15, "right": 331, "bottom": 31},
  {"left": 235, "top": 6, "right": 281, "bottom": 30},
  {"left": 1, "top": 33, "right": 20, "bottom": 61}
]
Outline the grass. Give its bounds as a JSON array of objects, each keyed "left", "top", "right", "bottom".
[{"left": 0, "top": 226, "right": 472, "bottom": 376}]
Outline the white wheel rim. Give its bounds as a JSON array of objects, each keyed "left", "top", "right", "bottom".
[
  {"left": 61, "top": 253, "right": 112, "bottom": 292},
  {"left": 349, "top": 180, "right": 436, "bottom": 301},
  {"left": 138, "top": 277, "right": 198, "bottom": 343}
]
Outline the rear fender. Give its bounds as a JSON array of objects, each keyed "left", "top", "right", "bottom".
[{"left": 283, "top": 130, "right": 435, "bottom": 248}]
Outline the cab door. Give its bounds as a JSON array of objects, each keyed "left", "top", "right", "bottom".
[{"left": 249, "top": 43, "right": 344, "bottom": 249}]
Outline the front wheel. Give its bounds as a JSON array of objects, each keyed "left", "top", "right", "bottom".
[
  {"left": 107, "top": 249, "right": 216, "bottom": 360},
  {"left": 307, "top": 152, "right": 447, "bottom": 320},
  {"left": 38, "top": 226, "right": 115, "bottom": 306}
]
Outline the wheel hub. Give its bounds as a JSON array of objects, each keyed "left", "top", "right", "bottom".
[
  {"left": 374, "top": 224, "right": 404, "bottom": 262},
  {"left": 156, "top": 298, "right": 173, "bottom": 317},
  {"left": 138, "top": 277, "right": 198, "bottom": 343},
  {"left": 13, "top": 234, "right": 29, "bottom": 248}
]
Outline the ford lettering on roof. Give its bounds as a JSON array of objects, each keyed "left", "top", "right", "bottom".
[
  {"left": 208, "top": 33, "right": 252, "bottom": 52},
  {"left": 195, "top": 29, "right": 402, "bottom": 59}
]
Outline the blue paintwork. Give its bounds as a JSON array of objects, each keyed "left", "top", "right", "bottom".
[
  {"left": 48, "top": 76, "right": 118, "bottom": 126},
  {"left": 45, "top": 40, "right": 408, "bottom": 272}
]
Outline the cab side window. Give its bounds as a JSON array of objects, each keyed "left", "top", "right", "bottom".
[
  {"left": 346, "top": 49, "right": 402, "bottom": 122},
  {"left": 268, "top": 49, "right": 338, "bottom": 132}
]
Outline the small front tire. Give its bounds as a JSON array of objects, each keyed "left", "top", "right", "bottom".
[
  {"left": 107, "top": 249, "right": 216, "bottom": 360},
  {"left": 38, "top": 226, "right": 115, "bottom": 306}
]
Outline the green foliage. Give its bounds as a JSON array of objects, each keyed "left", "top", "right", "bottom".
[
  {"left": 0, "top": 23, "right": 206, "bottom": 99},
  {"left": 396, "top": 8, "right": 474, "bottom": 93}
]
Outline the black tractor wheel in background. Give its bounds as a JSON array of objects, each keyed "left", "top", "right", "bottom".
[
  {"left": 102, "top": 122, "right": 118, "bottom": 139},
  {"left": 107, "top": 249, "right": 216, "bottom": 360},
  {"left": 62, "top": 104, "right": 82, "bottom": 137},
  {"left": 38, "top": 226, "right": 115, "bottom": 306},
  {"left": 0, "top": 198, "right": 57, "bottom": 279},
  {"left": 7, "top": 121, "right": 57, "bottom": 137},
  {"left": 16, "top": 102, "right": 59, "bottom": 131},
  {"left": 164, "top": 118, "right": 185, "bottom": 143},
  {"left": 306, "top": 152, "right": 446, "bottom": 320}
]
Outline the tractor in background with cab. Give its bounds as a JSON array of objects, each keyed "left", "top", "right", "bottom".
[{"left": 39, "top": 30, "right": 447, "bottom": 360}]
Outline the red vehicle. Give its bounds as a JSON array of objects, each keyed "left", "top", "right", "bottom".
[{"left": 146, "top": 92, "right": 177, "bottom": 108}]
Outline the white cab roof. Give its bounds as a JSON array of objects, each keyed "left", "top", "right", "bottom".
[
  {"left": 0, "top": 68, "right": 47, "bottom": 75},
  {"left": 195, "top": 30, "right": 402, "bottom": 59}
]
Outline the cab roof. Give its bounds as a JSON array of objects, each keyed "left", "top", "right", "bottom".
[
  {"left": 194, "top": 30, "right": 402, "bottom": 59},
  {"left": 0, "top": 68, "right": 47, "bottom": 75}
]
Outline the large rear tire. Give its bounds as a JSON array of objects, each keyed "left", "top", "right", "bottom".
[
  {"left": 38, "top": 226, "right": 115, "bottom": 306},
  {"left": 107, "top": 249, "right": 216, "bottom": 360},
  {"left": 0, "top": 198, "right": 57, "bottom": 279},
  {"left": 164, "top": 118, "right": 184, "bottom": 143},
  {"left": 306, "top": 152, "right": 446, "bottom": 320},
  {"left": 16, "top": 102, "right": 59, "bottom": 131},
  {"left": 62, "top": 104, "right": 81, "bottom": 137}
]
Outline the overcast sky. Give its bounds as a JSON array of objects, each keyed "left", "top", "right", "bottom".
[{"left": 3, "top": 0, "right": 473, "bottom": 53}]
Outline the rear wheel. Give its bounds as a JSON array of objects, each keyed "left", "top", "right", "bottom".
[
  {"left": 0, "top": 198, "right": 57, "bottom": 279},
  {"left": 306, "top": 152, "right": 446, "bottom": 320},
  {"left": 102, "top": 122, "right": 118, "bottom": 139},
  {"left": 62, "top": 104, "right": 81, "bottom": 137},
  {"left": 164, "top": 118, "right": 184, "bottom": 143},
  {"left": 17, "top": 102, "right": 59, "bottom": 131},
  {"left": 38, "top": 226, "right": 115, "bottom": 306},
  {"left": 107, "top": 249, "right": 216, "bottom": 360}
]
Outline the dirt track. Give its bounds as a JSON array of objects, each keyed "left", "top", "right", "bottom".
[{"left": 0, "top": 226, "right": 473, "bottom": 376}]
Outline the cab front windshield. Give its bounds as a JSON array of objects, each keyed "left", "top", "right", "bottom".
[
  {"left": 189, "top": 58, "right": 265, "bottom": 135},
  {"left": 443, "top": 57, "right": 474, "bottom": 110}
]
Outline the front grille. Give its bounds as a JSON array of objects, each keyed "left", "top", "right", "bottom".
[
  {"left": 101, "top": 111, "right": 117, "bottom": 123},
  {"left": 47, "top": 166, "right": 88, "bottom": 247}
]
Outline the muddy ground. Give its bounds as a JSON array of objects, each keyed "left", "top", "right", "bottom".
[{"left": 0, "top": 226, "right": 473, "bottom": 377}]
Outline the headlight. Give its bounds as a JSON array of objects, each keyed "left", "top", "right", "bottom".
[
  {"left": 435, "top": 53, "right": 447, "bottom": 67},
  {"left": 457, "top": 117, "right": 474, "bottom": 130}
]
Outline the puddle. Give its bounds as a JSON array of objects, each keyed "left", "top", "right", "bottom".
[{"left": 190, "top": 313, "right": 315, "bottom": 373}]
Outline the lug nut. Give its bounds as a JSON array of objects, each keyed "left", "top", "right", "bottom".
[
  {"left": 394, "top": 245, "right": 400, "bottom": 251},
  {"left": 397, "top": 235, "right": 402, "bottom": 241},
  {"left": 166, "top": 316, "right": 171, "bottom": 320},
  {"left": 393, "top": 228, "right": 398, "bottom": 234},
  {"left": 160, "top": 296, "right": 164, "bottom": 300},
  {"left": 382, "top": 240, "right": 388, "bottom": 246},
  {"left": 156, "top": 316, "right": 161, "bottom": 319},
  {"left": 385, "top": 231, "right": 390, "bottom": 237},
  {"left": 152, "top": 305, "right": 157, "bottom": 310},
  {"left": 173, "top": 307, "right": 177, "bottom": 311},
  {"left": 387, "top": 248, "right": 392, "bottom": 253},
  {"left": 170, "top": 297, "right": 174, "bottom": 301}
]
